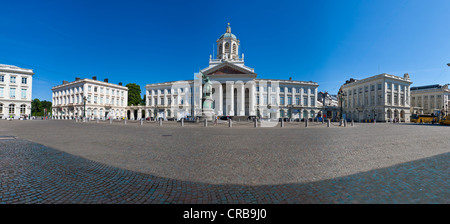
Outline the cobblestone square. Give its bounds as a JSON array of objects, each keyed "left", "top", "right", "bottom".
[{"left": 0, "top": 120, "right": 448, "bottom": 204}]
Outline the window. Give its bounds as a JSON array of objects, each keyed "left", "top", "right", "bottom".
[
  {"left": 167, "top": 89, "right": 171, "bottom": 94},
  {"left": 271, "top": 95, "right": 276, "bottom": 105},
  {"left": 94, "top": 96, "right": 98, "bottom": 104},
  {"left": 100, "top": 96, "right": 103, "bottom": 104},
  {"left": 21, "top": 89, "right": 26, "bottom": 99},
  {"left": 0, "top": 87, "right": 3, "bottom": 97},
  {"left": 310, "top": 97, "right": 315, "bottom": 106},
  {"left": 394, "top": 84, "right": 398, "bottom": 91},
  {"left": 378, "top": 83, "right": 382, "bottom": 90},
  {"left": 387, "top": 83, "right": 392, "bottom": 90},
  {"left": 256, "top": 96, "right": 260, "bottom": 105},
  {"left": 94, "top": 87, "right": 98, "bottom": 92},
  {"left": 280, "top": 96, "right": 285, "bottom": 105},
  {"left": 20, "top": 104, "right": 26, "bottom": 114},
  {"left": 10, "top": 88, "right": 16, "bottom": 98},
  {"left": 371, "top": 85, "right": 375, "bottom": 91},
  {"left": 288, "top": 88, "right": 292, "bottom": 93},
  {"left": 10, "top": 76, "right": 16, "bottom": 83},
  {"left": 9, "top": 104, "right": 15, "bottom": 114},
  {"left": 288, "top": 96, "right": 292, "bottom": 105},
  {"left": 256, "top": 86, "right": 260, "bottom": 92},
  {"left": 224, "top": 42, "right": 230, "bottom": 54},
  {"left": 100, "top": 87, "right": 103, "bottom": 93},
  {"left": 168, "top": 98, "right": 172, "bottom": 105},
  {"left": 304, "top": 88, "right": 308, "bottom": 94},
  {"left": 303, "top": 97, "right": 308, "bottom": 106},
  {"left": 263, "top": 95, "right": 268, "bottom": 105},
  {"left": 296, "top": 88, "right": 300, "bottom": 93},
  {"left": 87, "top": 95, "right": 91, "bottom": 103},
  {"left": 280, "top": 87, "right": 285, "bottom": 93},
  {"left": 88, "top": 85, "right": 91, "bottom": 92},
  {"left": 161, "top": 98, "right": 164, "bottom": 105},
  {"left": 296, "top": 97, "right": 300, "bottom": 105},
  {"left": 22, "top": 77, "right": 27, "bottom": 84},
  {"left": 0, "top": 75, "right": 4, "bottom": 82},
  {"left": 0, "top": 104, "right": 2, "bottom": 113}
]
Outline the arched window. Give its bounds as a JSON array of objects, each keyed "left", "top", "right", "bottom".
[
  {"left": 9, "top": 104, "right": 15, "bottom": 114},
  {"left": 232, "top": 43, "right": 237, "bottom": 54},
  {"left": 218, "top": 43, "right": 223, "bottom": 55},
  {"left": 0, "top": 104, "right": 3, "bottom": 114},
  {"left": 310, "top": 110, "right": 315, "bottom": 118},
  {"left": 224, "top": 42, "right": 230, "bottom": 54},
  {"left": 20, "top": 104, "right": 26, "bottom": 114}
]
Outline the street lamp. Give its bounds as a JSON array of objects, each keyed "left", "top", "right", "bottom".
[
  {"left": 338, "top": 89, "right": 347, "bottom": 121},
  {"left": 83, "top": 96, "right": 87, "bottom": 119}
]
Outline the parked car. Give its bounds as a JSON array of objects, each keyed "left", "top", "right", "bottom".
[{"left": 220, "top": 116, "right": 233, "bottom": 120}]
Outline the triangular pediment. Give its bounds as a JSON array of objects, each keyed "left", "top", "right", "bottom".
[
  {"left": 202, "top": 61, "right": 255, "bottom": 76},
  {"left": 211, "top": 66, "right": 247, "bottom": 75}
]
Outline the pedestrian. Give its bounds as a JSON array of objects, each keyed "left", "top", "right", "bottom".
[{"left": 214, "top": 116, "right": 218, "bottom": 126}]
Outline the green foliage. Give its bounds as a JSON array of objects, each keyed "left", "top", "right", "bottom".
[
  {"left": 31, "top": 98, "right": 52, "bottom": 116},
  {"left": 126, "top": 83, "right": 142, "bottom": 106},
  {"left": 141, "top": 94, "right": 146, "bottom": 105}
]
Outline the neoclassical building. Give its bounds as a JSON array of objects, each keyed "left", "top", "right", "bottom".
[
  {"left": 52, "top": 76, "right": 128, "bottom": 119},
  {"left": 0, "top": 64, "right": 34, "bottom": 119},
  {"left": 143, "top": 24, "right": 320, "bottom": 120},
  {"left": 410, "top": 84, "right": 450, "bottom": 116},
  {"left": 339, "top": 73, "right": 412, "bottom": 122}
]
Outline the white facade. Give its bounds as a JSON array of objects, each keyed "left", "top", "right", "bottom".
[
  {"left": 144, "top": 24, "right": 320, "bottom": 120},
  {"left": 0, "top": 64, "right": 34, "bottom": 119},
  {"left": 410, "top": 84, "right": 450, "bottom": 115},
  {"left": 52, "top": 77, "right": 128, "bottom": 119},
  {"left": 340, "top": 73, "right": 412, "bottom": 122}
]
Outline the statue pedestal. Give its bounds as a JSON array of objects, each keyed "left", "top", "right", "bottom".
[{"left": 201, "top": 97, "right": 214, "bottom": 121}]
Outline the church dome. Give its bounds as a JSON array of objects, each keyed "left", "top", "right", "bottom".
[
  {"left": 219, "top": 32, "right": 237, "bottom": 39},
  {"left": 218, "top": 23, "right": 237, "bottom": 40}
]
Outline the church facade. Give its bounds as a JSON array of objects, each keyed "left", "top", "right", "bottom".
[{"left": 142, "top": 24, "right": 320, "bottom": 120}]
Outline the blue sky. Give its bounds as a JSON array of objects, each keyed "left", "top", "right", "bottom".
[{"left": 1, "top": 0, "right": 449, "bottom": 101}]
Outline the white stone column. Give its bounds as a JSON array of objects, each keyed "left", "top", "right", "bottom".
[
  {"left": 218, "top": 83, "right": 223, "bottom": 116},
  {"left": 248, "top": 81, "right": 255, "bottom": 116},
  {"left": 236, "top": 81, "right": 245, "bottom": 116},
  {"left": 300, "top": 88, "right": 304, "bottom": 106},
  {"left": 226, "top": 81, "right": 234, "bottom": 116}
]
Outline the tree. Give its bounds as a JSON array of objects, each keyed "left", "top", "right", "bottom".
[
  {"left": 126, "top": 83, "right": 141, "bottom": 106},
  {"left": 31, "top": 98, "right": 52, "bottom": 116},
  {"left": 31, "top": 98, "right": 42, "bottom": 116},
  {"left": 141, "top": 94, "right": 146, "bottom": 106}
]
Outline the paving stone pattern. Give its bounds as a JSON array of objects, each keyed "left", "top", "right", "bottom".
[{"left": 0, "top": 120, "right": 448, "bottom": 203}]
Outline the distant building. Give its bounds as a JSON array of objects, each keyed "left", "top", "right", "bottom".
[
  {"left": 410, "top": 84, "right": 450, "bottom": 116},
  {"left": 318, "top": 91, "right": 339, "bottom": 120},
  {"left": 339, "top": 73, "right": 412, "bottom": 122},
  {"left": 0, "top": 64, "right": 34, "bottom": 119},
  {"left": 143, "top": 24, "right": 321, "bottom": 121},
  {"left": 51, "top": 76, "right": 128, "bottom": 119}
]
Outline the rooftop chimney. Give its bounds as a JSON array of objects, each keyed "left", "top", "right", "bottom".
[
  {"left": 92, "top": 76, "right": 97, "bottom": 80},
  {"left": 62, "top": 80, "right": 68, "bottom": 84},
  {"left": 289, "top": 77, "right": 292, "bottom": 81},
  {"left": 104, "top": 78, "right": 108, "bottom": 83},
  {"left": 118, "top": 82, "right": 122, "bottom": 86},
  {"left": 75, "top": 77, "right": 80, "bottom": 81}
]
